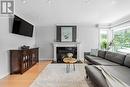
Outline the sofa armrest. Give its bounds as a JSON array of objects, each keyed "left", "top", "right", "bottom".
[
  {"left": 85, "top": 65, "right": 109, "bottom": 87},
  {"left": 84, "top": 52, "right": 90, "bottom": 60},
  {"left": 84, "top": 52, "right": 90, "bottom": 56}
]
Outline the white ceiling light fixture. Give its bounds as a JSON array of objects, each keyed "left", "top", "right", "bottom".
[
  {"left": 21, "top": 0, "right": 27, "bottom": 3},
  {"left": 111, "top": 0, "right": 117, "bottom": 5},
  {"left": 83, "top": 0, "right": 90, "bottom": 3},
  {"left": 47, "top": 0, "right": 52, "bottom": 4}
]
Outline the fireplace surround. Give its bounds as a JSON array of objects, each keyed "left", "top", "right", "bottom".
[{"left": 53, "top": 42, "right": 80, "bottom": 62}]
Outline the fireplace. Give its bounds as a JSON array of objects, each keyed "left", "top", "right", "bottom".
[
  {"left": 53, "top": 42, "right": 80, "bottom": 62},
  {"left": 57, "top": 47, "right": 77, "bottom": 63}
]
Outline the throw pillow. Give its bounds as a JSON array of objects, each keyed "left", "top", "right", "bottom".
[{"left": 90, "top": 49, "right": 98, "bottom": 56}]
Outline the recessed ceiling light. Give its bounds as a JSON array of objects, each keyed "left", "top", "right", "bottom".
[
  {"left": 83, "top": 0, "right": 90, "bottom": 3},
  {"left": 21, "top": 0, "right": 27, "bottom": 3},
  {"left": 111, "top": 0, "right": 117, "bottom": 5},
  {"left": 48, "top": 0, "right": 52, "bottom": 4}
]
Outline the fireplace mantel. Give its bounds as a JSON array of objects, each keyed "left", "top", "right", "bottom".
[
  {"left": 52, "top": 42, "right": 80, "bottom": 62},
  {"left": 53, "top": 42, "right": 80, "bottom": 47}
]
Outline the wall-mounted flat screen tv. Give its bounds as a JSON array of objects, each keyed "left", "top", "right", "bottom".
[{"left": 12, "top": 15, "right": 34, "bottom": 37}]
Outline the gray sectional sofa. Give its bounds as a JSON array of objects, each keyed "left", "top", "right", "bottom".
[{"left": 84, "top": 50, "right": 130, "bottom": 87}]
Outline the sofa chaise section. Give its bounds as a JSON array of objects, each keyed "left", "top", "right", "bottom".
[{"left": 85, "top": 54, "right": 130, "bottom": 87}]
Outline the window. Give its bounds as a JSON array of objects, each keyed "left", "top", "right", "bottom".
[
  {"left": 100, "top": 29, "right": 109, "bottom": 49},
  {"left": 112, "top": 27, "right": 130, "bottom": 53}
]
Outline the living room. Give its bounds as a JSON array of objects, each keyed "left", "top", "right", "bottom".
[{"left": 0, "top": 0, "right": 130, "bottom": 87}]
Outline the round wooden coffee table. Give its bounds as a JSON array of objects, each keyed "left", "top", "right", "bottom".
[{"left": 63, "top": 58, "right": 77, "bottom": 73}]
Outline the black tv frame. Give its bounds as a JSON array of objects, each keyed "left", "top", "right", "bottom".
[{"left": 12, "top": 15, "right": 34, "bottom": 37}]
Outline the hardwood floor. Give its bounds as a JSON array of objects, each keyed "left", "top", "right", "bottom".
[{"left": 0, "top": 60, "right": 52, "bottom": 87}]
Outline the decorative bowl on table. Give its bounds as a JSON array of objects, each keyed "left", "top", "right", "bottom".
[{"left": 67, "top": 53, "right": 73, "bottom": 58}]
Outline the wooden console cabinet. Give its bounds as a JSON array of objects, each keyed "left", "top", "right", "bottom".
[{"left": 10, "top": 48, "right": 39, "bottom": 74}]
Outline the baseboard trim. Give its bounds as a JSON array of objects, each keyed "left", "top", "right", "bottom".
[
  {"left": 0, "top": 72, "right": 9, "bottom": 79},
  {"left": 39, "top": 58, "right": 53, "bottom": 61}
]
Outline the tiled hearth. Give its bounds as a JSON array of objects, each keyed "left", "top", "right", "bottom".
[{"left": 53, "top": 42, "right": 80, "bottom": 62}]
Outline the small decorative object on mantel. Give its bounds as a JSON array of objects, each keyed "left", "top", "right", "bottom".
[
  {"left": 21, "top": 45, "right": 30, "bottom": 50},
  {"left": 56, "top": 26, "right": 77, "bottom": 42}
]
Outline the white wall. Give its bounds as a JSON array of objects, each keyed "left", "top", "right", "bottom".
[
  {"left": 78, "top": 25, "right": 99, "bottom": 58},
  {"left": 0, "top": 17, "right": 35, "bottom": 79},
  {"left": 36, "top": 24, "right": 99, "bottom": 60},
  {"left": 35, "top": 26, "right": 55, "bottom": 60}
]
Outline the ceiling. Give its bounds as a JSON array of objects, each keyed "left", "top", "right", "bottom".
[{"left": 15, "top": 0, "right": 130, "bottom": 26}]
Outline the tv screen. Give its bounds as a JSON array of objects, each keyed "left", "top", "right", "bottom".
[{"left": 12, "top": 15, "right": 34, "bottom": 37}]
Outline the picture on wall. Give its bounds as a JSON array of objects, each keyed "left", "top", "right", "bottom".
[
  {"left": 61, "top": 27, "right": 72, "bottom": 42},
  {"left": 56, "top": 26, "right": 77, "bottom": 42}
]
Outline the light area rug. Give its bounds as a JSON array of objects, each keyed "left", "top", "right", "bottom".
[{"left": 30, "top": 64, "right": 89, "bottom": 87}]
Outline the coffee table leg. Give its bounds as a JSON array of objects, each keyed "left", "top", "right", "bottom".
[
  {"left": 66, "top": 64, "right": 70, "bottom": 73},
  {"left": 68, "top": 64, "right": 70, "bottom": 72},
  {"left": 73, "top": 64, "right": 75, "bottom": 71},
  {"left": 66, "top": 64, "right": 68, "bottom": 73}
]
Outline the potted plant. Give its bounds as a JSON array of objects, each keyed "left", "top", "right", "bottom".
[{"left": 101, "top": 40, "right": 108, "bottom": 50}]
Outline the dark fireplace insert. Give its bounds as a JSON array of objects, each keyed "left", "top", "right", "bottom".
[{"left": 56, "top": 47, "right": 77, "bottom": 63}]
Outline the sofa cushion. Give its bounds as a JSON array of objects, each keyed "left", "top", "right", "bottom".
[
  {"left": 124, "top": 54, "right": 130, "bottom": 67},
  {"left": 85, "top": 55, "right": 119, "bottom": 65},
  {"left": 105, "top": 51, "right": 125, "bottom": 65},
  {"left": 90, "top": 49, "right": 98, "bottom": 56},
  {"left": 85, "top": 55, "right": 103, "bottom": 60},
  {"left": 90, "top": 58, "right": 119, "bottom": 65},
  {"left": 98, "top": 50, "right": 106, "bottom": 58}
]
